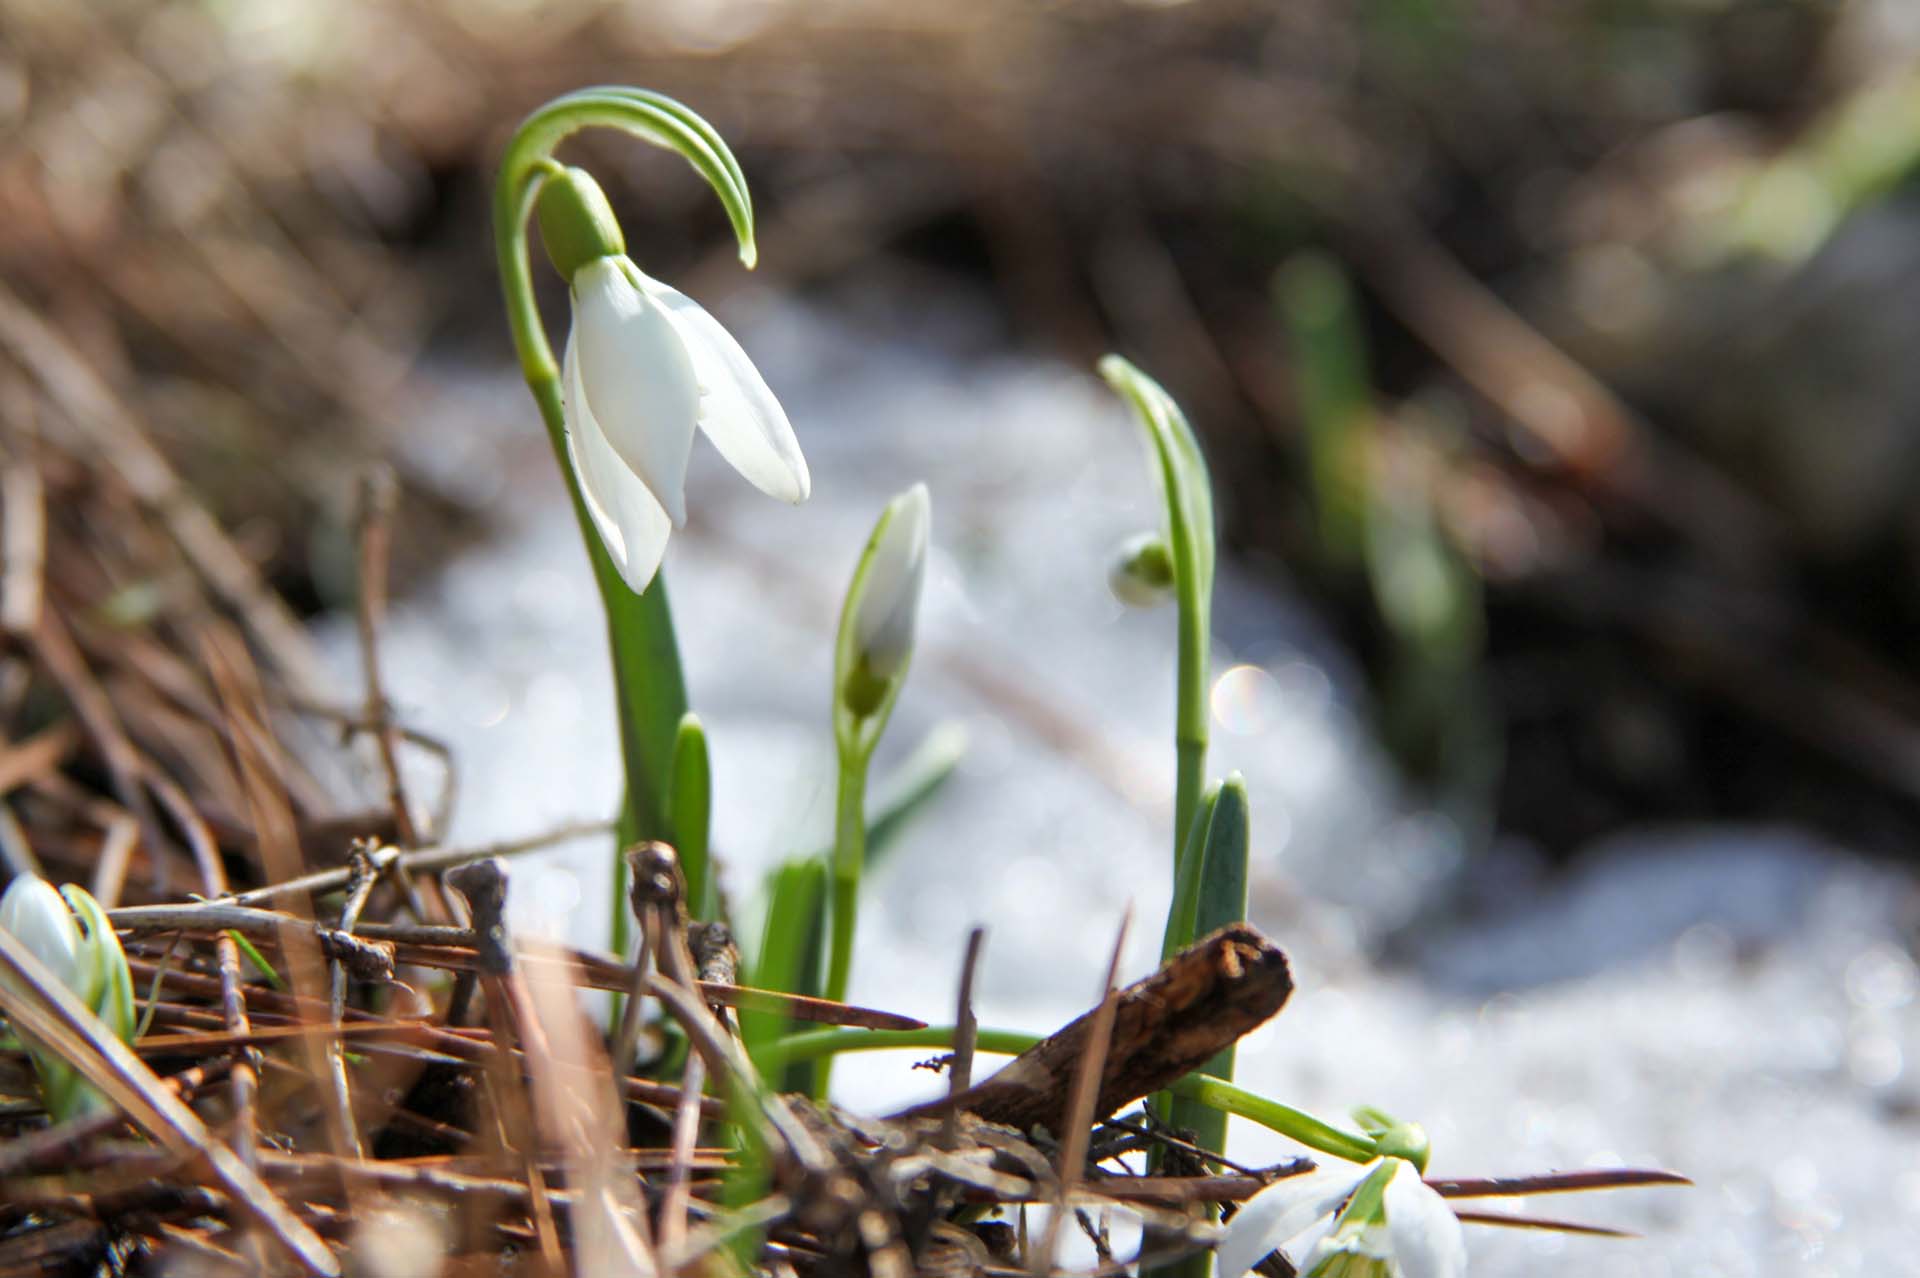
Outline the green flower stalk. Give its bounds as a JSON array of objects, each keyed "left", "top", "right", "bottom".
[
  {"left": 492, "top": 88, "right": 805, "bottom": 958},
  {"left": 0, "top": 875, "right": 135, "bottom": 1120},
  {"left": 820, "top": 483, "right": 931, "bottom": 1094},
  {"left": 1098, "top": 356, "right": 1217, "bottom": 869},
  {"left": 1102, "top": 357, "right": 1236, "bottom": 1276}
]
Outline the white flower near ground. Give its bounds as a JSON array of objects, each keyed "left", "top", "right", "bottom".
[
  {"left": 0, "top": 874, "right": 136, "bottom": 1119},
  {"left": 1217, "top": 1157, "right": 1466, "bottom": 1278},
  {"left": 560, "top": 255, "right": 810, "bottom": 593},
  {"left": 0, "top": 875, "right": 86, "bottom": 992}
]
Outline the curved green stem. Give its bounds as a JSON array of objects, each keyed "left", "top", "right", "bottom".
[{"left": 767, "top": 1024, "right": 1378, "bottom": 1165}]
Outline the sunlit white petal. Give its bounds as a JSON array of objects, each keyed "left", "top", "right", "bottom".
[
  {"left": 0, "top": 875, "right": 84, "bottom": 993},
  {"left": 1217, "top": 1161, "right": 1375, "bottom": 1278},
  {"left": 854, "top": 483, "right": 930, "bottom": 680},
  {"left": 564, "top": 335, "right": 673, "bottom": 594},
  {"left": 639, "top": 272, "right": 810, "bottom": 505},
  {"left": 572, "top": 257, "right": 699, "bottom": 526},
  {"left": 1381, "top": 1159, "right": 1467, "bottom": 1278}
]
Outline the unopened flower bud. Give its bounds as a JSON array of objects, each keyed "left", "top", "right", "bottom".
[
  {"left": 838, "top": 483, "right": 930, "bottom": 727},
  {"left": 1109, "top": 531, "right": 1175, "bottom": 607},
  {"left": 0, "top": 875, "right": 136, "bottom": 1118}
]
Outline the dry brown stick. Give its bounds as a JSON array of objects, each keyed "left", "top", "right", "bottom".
[
  {"left": 287, "top": 696, "right": 460, "bottom": 842},
  {"left": 217, "top": 818, "right": 613, "bottom": 908},
  {"left": 0, "top": 1058, "right": 230, "bottom": 1178},
  {"left": 0, "top": 415, "right": 45, "bottom": 637},
  {"left": 628, "top": 848, "right": 709, "bottom": 1263},
  {"left": 0, "top": 927, "right": 339, "bottom": 1275},
  {"left": 1449, "top": 1211, "right": 1634, "bottom": 1238},
  {"left": 0, "top": 798, "right": 39, "bottom": 879},
  {"left": 108, "top": 902, "right": 395, "bottom": 982},
  {"left": 631, "top": 859, "right": 832, "bottom": 1178},
  {"left": 363, "top": 925, "right": 926, "bottom": 1030},
  {"left": 944, "top": 926, "right": 987, "bottom": 1150},
  {"left": 1034, "top": 908, "right": 1131, "bottom": 1275},
  {"left": 1428, "top": 1168, "right": 1692, "bottom": 1198},
  {"left": 0, "top": 721, "right": 78, "bottom": 800},
  {"left": 87, "top": 813, "right": 139, "bottom": 909},
  {"left": 322, "top": 844, "right": 381, "bottom": 1160},
  {"left": 896, "top": 925, "right": 1294, "bottom": 1136},
  {"left": 204, "top": 626, "right": 361, "bottom": 1169},
  {"left": 352, "top": 466, "right": 422, "bottom": 849},
  {"left": 143, "top": 766, "right": 262, "bottom": 1181},
  {"left": 444, "top": 860, "right": 566, "bottom": 1277}
]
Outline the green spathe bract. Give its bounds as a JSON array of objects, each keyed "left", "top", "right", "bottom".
[{"left": 535, "top": 165, "right": 627, "bottom": 281}]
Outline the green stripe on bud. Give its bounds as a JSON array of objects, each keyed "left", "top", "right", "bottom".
[{"left": 536, "top": 165, "right": 627, "bottom": 282}]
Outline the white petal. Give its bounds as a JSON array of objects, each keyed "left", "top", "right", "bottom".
[
  {"left": 1217, "top": 1162, "right": 1375, "bottom": 1278},
  {"left": 853, "top": 483, "right": 930, "bottom": 679},
  {"left": 1381, "top": 1162, "right": 1467, "bottom": 1278},
  {"left": 573, "top": 257, "right": 699, "bottom": 526},
  {"left": 0, "top": 875, "right": 84, "bottom": 994},
  {"left": 640, "top": 273, "right": 810, "bottom": 505},
  {"left": 564, "top": 334, "right": 673, "bottom": 594}
]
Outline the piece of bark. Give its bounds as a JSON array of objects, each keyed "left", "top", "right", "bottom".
[{"left": 893, "top": 924, "right": 1291, "bottom": 1135}]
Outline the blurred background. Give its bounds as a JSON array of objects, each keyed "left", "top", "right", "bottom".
[{"left": 4, "top": 0, "right": 1920, "bottom": 1273}]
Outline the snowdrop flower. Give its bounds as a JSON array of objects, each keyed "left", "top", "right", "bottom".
[
  {"left": 538, "top": 165, "right": 809, "bottom": 594},
  {"left": 1217, "top": 1157, "right": 1465, "bottom": 1278},
  {"left": 0, "top": 875, "right": 135, "bottom": 1119},
  {"left": 837, "top": 482, "right": 930, "bottom": 723}
]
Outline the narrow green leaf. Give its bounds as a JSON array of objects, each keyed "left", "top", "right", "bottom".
[
  {"left": 668, "top": 712, "right": 714, "bottom": 920},
  {"left": 225, "top": 930, "right": 285, "bottom": 992},
  {"left": 748, "top": 857, "right": 826, "bottom": 1093},
  {"left": 1192, "top": 774, "right": 1250, "bottom": 947},
  {"left": 1160, "top": 781, "right": 1224, "bottom": 963}
]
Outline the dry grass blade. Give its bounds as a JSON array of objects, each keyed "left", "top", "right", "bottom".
[
  {"left": 0, "top": 927, "right": 340, "bottom": 1275},
  {"left": 1033, "top": 906, "right": 1130, "bottom": 1274},
  {"left": 1429, "top": 1168, "right": 1694, "bottom": 1197},
  {"left": 1450, "top": 1210, "right": 1637, "bottom": 1237}
]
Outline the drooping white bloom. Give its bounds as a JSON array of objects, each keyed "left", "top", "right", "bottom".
[
  {"left": 850, "top": 482, "right": 930, "bottom": 684},
  {"left": 1217, "top": 1158, "right": 1466, "bottom": 1278},
  {"left": 560, "top": 255, "right": 810, "bottom": 594}
]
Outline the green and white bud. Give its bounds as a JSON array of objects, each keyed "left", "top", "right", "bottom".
[
  {"left": 1109, "top": 531, "right": 1175, "bottom": 607},
  {"left": 0, "top": 875, "right": 136, "bottom": 1119},
  {"left": 836, "top": 484, "right": 931, "bottom": 736},
  {"left": 1355, "top": 1105, "right": 1431, "bottom": 1172}
]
